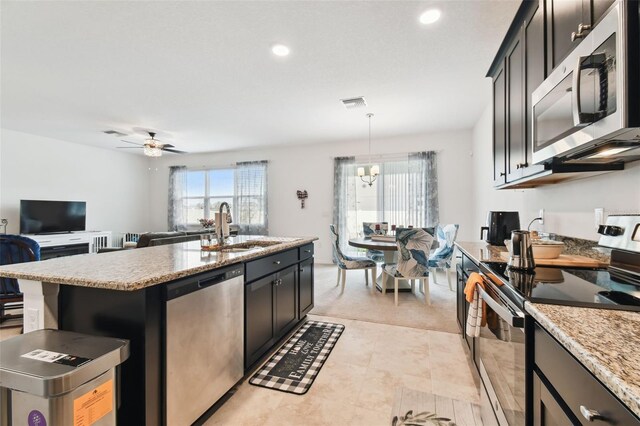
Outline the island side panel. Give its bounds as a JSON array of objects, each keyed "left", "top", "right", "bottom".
[{"left": 58, "top": 284, "right": 163, "bottom": 426}]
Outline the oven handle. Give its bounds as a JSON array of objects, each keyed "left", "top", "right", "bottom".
[{"left": 476, "top": 280, "right": 525, "bottom": 328}]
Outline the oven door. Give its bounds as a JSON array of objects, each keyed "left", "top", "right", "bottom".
[
  {"left": 532, "top": 2, "right": 625, "bottom": 165},
  {"left": 476, "top": 278, "right": 526, "bottom": 426}
]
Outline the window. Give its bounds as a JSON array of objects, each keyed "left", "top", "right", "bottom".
[
  {"left": 184, "top": 169, "right": 235, "bottom": 224},
  {"left": 172, "top": 161, "right": 268, "bottom": 234},
  {"left": 333, "top": 152, "right": 438, "bottom": 255}
]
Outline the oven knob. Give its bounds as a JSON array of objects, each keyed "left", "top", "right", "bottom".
[{"left": 605, "top": 225, "right": 623, "bottom": 236}]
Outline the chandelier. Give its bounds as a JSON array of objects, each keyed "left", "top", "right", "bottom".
[{"left": 357, "top": 113, "right": 379, "bottom": 186}]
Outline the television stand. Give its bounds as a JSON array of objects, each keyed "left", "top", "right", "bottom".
[{"left": 25, "top": 231, "right": 112, "bottom": 258}]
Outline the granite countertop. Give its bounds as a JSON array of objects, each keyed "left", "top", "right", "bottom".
[
  {"left": 0, "top": 236, "right": 317, "bottom": 291},
  {"left": 455, "top": 241, "right": 508, "bottom": 264},
  {"left": 526, "top": 302, "right": 640, "bottom": 418}
]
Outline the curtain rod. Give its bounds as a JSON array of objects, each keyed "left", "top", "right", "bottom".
[{"left": 335, "top": 150, "right": 440, "bottom": 161}]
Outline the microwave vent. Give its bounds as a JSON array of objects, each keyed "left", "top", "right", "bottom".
[{"left": 340, "top": 97, "right": 367, "bottom": 109}]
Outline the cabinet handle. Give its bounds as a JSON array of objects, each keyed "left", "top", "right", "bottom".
[
  {"left": 571, "top": 23, "right": 591, "bottom": 42},
  {"left": 580, "top": 405, "right": 603, "bottom": 422},
  {"left": 499, "top": 172, "right": 506, "bottom": 177},
  {"left": 273, "top": 260, "right": 281, "bottom": 265},
  {"left": 304, "top": 250, "right": 311, "bottom": 253},
  {"left": 516, "top": 162, "right": 528, "bottom": 169}
]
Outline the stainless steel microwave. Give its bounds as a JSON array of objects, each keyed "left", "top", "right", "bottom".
[{"left": 532, "top": 1, "right": 640, "bottom": 165}]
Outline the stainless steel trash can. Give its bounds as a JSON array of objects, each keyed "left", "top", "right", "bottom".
[{"left": 0, "top": 329, "right": 129, "bottom": 426}]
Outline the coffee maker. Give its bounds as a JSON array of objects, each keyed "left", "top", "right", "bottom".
[{"left": 480, "top": 211, "right": 520, "bottom": 246}]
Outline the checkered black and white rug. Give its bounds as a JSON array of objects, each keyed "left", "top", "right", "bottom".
[{"left": 249, "top": 320, "right": 344, "bottom": 395}]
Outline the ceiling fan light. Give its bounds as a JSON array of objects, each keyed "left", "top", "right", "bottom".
[{"left": 144, "top": 146, "right": 162, "bottom": 157}]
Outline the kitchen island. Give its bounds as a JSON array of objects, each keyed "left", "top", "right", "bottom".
[{"left": 0, "top": 235, "right": 317, "bottom": 425}]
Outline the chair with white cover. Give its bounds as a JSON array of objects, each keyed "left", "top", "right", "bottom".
[
  {"left": 428, "top": 224, "right": 460, "bottom": 291},
  {"left": 329, "top": 224, "right": 377, "bottom": 294},
  {"left": 383, "top": 228, "right": 435, "bottom": 306}
]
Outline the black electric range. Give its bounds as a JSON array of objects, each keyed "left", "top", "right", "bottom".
[{"left": 479, "top": 261, "right": 640, "bottom": 311}]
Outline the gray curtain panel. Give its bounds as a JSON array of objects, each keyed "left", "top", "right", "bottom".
[
  {"left": 332, "top": 156, "right": 358, "bottom": 258},
  {"left": 168, "top": 165, "right": 188, "bottom": 231},
  {"left": 234, "top": 160, "right": 268, "bottom": 235},
  {"left": 408, "top": 151, "right": 439, "bottom": 228},
  {"left": 424, "top": 151, "right": 439, "bottom": 227}
]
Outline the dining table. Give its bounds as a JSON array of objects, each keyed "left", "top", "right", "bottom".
[{"left": 347, "top": 237, "right": 411, "bottom": 293}]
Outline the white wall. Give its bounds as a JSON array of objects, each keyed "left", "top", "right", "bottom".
[
  {"left": 471, "top": 104, "right": 640, "bottom": 240},
  {"left": 0, "top": 128, "right": 151, "bottom": 235},
  {"left": 148, "top": 131, "right": 476, "bottom": 264}
]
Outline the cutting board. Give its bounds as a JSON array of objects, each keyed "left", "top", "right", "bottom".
[{"left": 499, "top": 252, "right": 608, "bottom": 268}]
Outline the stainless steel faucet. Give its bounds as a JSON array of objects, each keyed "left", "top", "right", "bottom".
[{"left": 217, "top": 202, "right": 233, "bottom": 245}]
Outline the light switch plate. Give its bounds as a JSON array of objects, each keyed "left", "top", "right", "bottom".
[{"left": 539, "top": 209, "right": 545, "bottom": 225}]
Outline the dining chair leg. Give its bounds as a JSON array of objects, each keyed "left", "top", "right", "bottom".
[
  {"left": 340, "top": 269, "right": 347, "bottom": 294},
  {"left": 423, "top": 278, "right": 431, "bottom": 306},
  {"left": 364, "top": 269, "right": 369, "bottom": 286},
  {"left": 446, "top": 268, "right": 453, "bottom": 291},
  {"left": 336, "top": 268, "right": 341, "bottom": 287},
  {"left": 382, "top": 272, "right": 388, "bottom": 293},
  {"left": 370, "top": 268, "right": 376, "bottom": 293},
  {"left": 431, "top": 268, "right": 439, "bottom": 284},
  {"left": 394, "top": 278, "right": 399, "bottom": 306},
  {"left": 410, "top": 279, "right": 415, "bottom": 293},
  {"left": 419, "top": 279, "right": 424, "bottom": 294}
]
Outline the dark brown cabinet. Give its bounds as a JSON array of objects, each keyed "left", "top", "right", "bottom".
[
  {"left": 244, "top": 245, "right": 314, "bottom": 370},
  {"left": 546, "top": 0, "right": 616, "bottom": 74},
  {"left": 245, "top": 266, "right": 298, "bottom": 369},
  {"left": 507, "top": 27, "right": 526, "bottom": 182},
  {"left": 275, "top": 266, "right": 297, "bottom": 333},
  {"left": 493, "top": 64, "right": 507, "bottom": 187},
  {"left": 530, "top": 323, "right": 640, "bottom": 426},
  {"left": 298, "top": 258, "right": 314, "bottom": 318},
  {"left": 524, "top": 3, "right": 547, "bottom": 178},
  {"left": 245, "top": 274, "right": 276, "bottom": 368},
  {"left": 490, "top": 1, "right": 546, "bottom": 188},
  {"left": 533, "top": 371, "right": 577, "bottom": 426}
]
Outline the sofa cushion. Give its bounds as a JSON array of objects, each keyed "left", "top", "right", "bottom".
[{"left": 136, "top": 232, "right": 187, "bottom": 248}]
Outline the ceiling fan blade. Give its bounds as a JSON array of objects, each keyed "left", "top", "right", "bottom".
[
  {"left": 120, "top": 139, "right": 144, "bottom": 146},
  {"left": 162, "top": 147, "right": 187, "bottom": 154},
  {"left": 117, "top": 146, "right": 143, "bottom": 149},
  {"left": 160, "top": 144, "right": 174, "bottom": 148}
]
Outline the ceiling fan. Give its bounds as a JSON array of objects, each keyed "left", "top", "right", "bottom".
[{"left": 117, "top": 132, "right": 187, "bottom": 157}]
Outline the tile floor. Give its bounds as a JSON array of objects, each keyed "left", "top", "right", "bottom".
[{"left": 205, "top": 314, "right": 481, "bottom": 425}]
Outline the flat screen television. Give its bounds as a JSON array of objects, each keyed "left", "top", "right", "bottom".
[{"left": 20, "top": 200, "right": 87, "bottom": 234}]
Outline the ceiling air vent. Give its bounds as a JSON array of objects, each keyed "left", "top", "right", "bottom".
[
  {"left": 103, "top": 130, "right": 128, "bottom": 137},
  {"left": 340, "top": 96, "right": 367, "bottom": 109}
]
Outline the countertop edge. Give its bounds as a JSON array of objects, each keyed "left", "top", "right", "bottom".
[
  {"left": 0, "top": 237, "right": 318, "bottom": 291},
  {"left": 525, "top": 302, "right": 640, "bottom": 419}
]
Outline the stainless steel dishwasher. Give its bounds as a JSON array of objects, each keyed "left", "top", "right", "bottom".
[{"left": 165, "top": 264, "right": 244, "bottom": 426}]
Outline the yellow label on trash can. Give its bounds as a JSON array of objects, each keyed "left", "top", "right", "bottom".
[{"left": 73, "top": 379, "right": 114, "bottom": 426}]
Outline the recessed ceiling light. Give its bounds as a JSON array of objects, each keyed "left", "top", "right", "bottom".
[
  {"left": 419, "top": 9, "right": 441, "bottom": 25},
  {"left": 271, "top": 44, "right": 290, "bottom": 57}
]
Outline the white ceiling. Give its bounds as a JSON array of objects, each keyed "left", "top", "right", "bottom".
[{"left": 1, "top": 1, "right": 519, "bottom": 154}]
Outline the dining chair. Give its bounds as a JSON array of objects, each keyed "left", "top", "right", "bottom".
[
  {"left": 362, "top": 222, "right": 387, "bottom": 262},
  {"left": 382, "top": 228, "right": 435, "bottom": 306},
  {"left": 329, "top": 224, "right": 377, "bottom": 294},
  {"left": 428, "top": 224, "right": 460, "bottom": 291},
  {"left": 0, "top": 235, "right": 40, "bottom": 327}
]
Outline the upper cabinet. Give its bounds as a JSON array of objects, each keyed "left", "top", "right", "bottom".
[
  {"left": 487, "top": 0, "right": 630, "bottom": 189},
  {"left": 489, "top": 1, "right": 545, "bottom": 187},
  {"left": 546, "top": 0, "right": 616, "bottom": 74}
]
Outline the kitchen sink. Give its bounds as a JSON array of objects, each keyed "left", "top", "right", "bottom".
[{"left": 204, "top": 240, "right": 282, "bottom": 253}]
